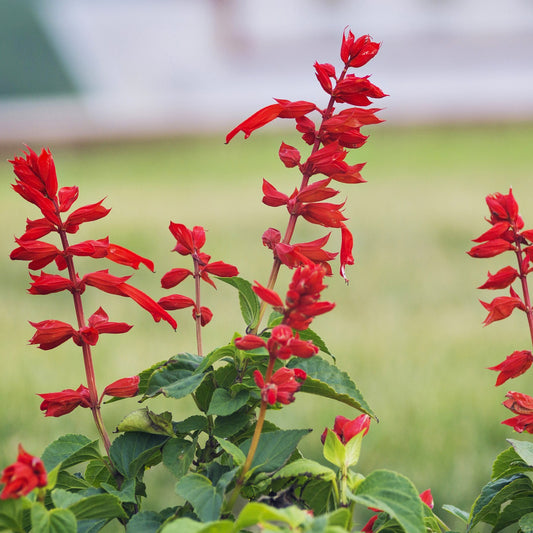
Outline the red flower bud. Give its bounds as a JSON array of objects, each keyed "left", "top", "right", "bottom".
[
  {"left": 103, "top": 376, "right": 140, "bottom": 398},
  {"left": 0, "top": 445, "right": 47, "bottom": 499}
]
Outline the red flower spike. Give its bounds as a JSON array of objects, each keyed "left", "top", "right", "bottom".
[
  {"left": 488, "top": 351, "right": 533, "bottom": 385},
  {"left": 0, "top": 445, "right": 48, "bottom": 500},
  {"left": 29, "top": 272, "right": 73, "bottom": 295},
  {"left": 478, "top": 266, "right": 519, "bottom": 290},
  {"left": 235, "top": 335, "right": 267, "bottom": 351},
  {"left": 103, "top": 376, "right": 140, "bottom": 398},
  {"left": 158, "top": 294, "right": 195, "bottom": 310},
  {"left": 253, "top": 367, "right": 307, "bottom": 405},
  {"left": 480, "top": 292, "right": 525, "bottom": 326},
  {"left": 58, "top": 186, "right": 79, "bottom": 212},
  {"left": 503, "top": 391, "right": 533, "bottom": 414},
  {"left": 253, "top": 282, "right": 284, "bottom": 308},
  {"left": 279, "top": 142, "right": 301, "bottom": 168},
  {"left": 29, "top": 319, "right": 75, "bottom": 350},
  {"left": 467, "top": 239, "right": 515, "bottom": 258},
  {"left": 161, "top": 268, "right": 193, "bottom": 289},
  {"left": 38, "top": 385, "right": 92, "bottom": 417}
]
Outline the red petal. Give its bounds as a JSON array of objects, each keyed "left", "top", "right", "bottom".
[
  {"left": 226, "top": 104, "right": 283, "bottom": 143},
  {"left": 253, "top": 282, "right": 284, "bottom": 308}
]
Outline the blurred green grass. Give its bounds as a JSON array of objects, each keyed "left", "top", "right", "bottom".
[{"left": 2, "top": 122, "right": 533, "bottom": 520}]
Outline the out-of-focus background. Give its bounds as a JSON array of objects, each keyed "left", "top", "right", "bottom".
[{"left": 2, "top": 0, "right": 533, "bottom": 526}]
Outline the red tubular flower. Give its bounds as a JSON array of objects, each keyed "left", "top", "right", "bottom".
[
  {"left": 488, "top": 351, "right": 533, "bottom": 385},
  {"left": 502, "top": 393, "right": 533, "bottom": 433},
  {"left": 0, "top": 445, "right": 47, "bottom": 500},
  {"left": 194, "top": 306, "right": 213, "bottom": 327},
  {"left": 58, "top": 186, "right": 79, "bottom": 212},
  {"left": 235, "top": 335, "right": 267, "bottom": 351},
  {"left": 262, "top": 179, "right": 291, "bottom": 207},
  {"left": 253, "top": 367, "right": 307, "bottom": 405},
  {"left": 480, "top": 290, "right": 525, "bottom": 325},
  {"left": 28, "top": 272, "right": 74, "bottom": 295},
  {"left": 106, "top": 243, "right": 155, "bottom": 271},
  {"left": 161, "top": 268, "right": 193, "bottom": 289},
  {"left": 333, "top": 75, "right": 387, "bottom": 107},
  {"left": 158, "top": 294, "right": 195, "bottom": 310},
  {"left": 10, "top": 238, "right": 61, "bottom": 270},
  {"left": 314, "top": 62, "right": 336, "bottom": 94},
  {"left": 341, "top": 31, "right": 381, "bottom": 68},
  {"left": 253, "top": 282, "right": 284, "bottom": 308},
  {"left": 300, "top": 202, "right": 348, "bottom": 228},
  {"left": 467, "top": 239, "right": 515, "bottom": 258},
  {"left": 478, "top": 266, "right": 519, "bottom": 290},
  {"left": 279, "top": 142, "right": 301, "bottom": 168},
  {"left": 103, "top": 376, "right": 140, "bottom": 398},
  {"left": 38, "top": 385, "right": 92, "bottom": 417},
  {"left": 63, "top": 199, "right": 110, "bottom": 234},
  {"left": 321, "top": 414, "right": 371, "bottom": 445},
  {"left": 340, "top": 224, "right": 355, "bottom": 281},
  {"left": 267, "top": 324, "right": 318, "bottom": 360},
  {"left": 486, "top": 189, "right": 522, "bottom": 227},
  {"left": 20, "top": 217, "right": 56, "bottom": 240},
  {"left": 29, "top": 319, "right": 75, "bottom": 350},
  {"left": 201, "top": 261, "right": 239, "bottom": 278}
]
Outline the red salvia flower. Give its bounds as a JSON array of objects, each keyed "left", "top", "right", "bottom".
[
  {"left": 28, "top": 272, "right": 74, "bottom": 295},
  {"left": 253, "top": 367, "right": 307, "bottom": 405},
  {"left": 10, "top": 238, "right": 61, "bottom": 270},
  {"left": 38, "top": 385, "right": 92, "bottom": 417},
  {"left": 467, "top": 239, "right": 515, "bottom": 258},
  {"left": 279, "top": 142, "right": 301, "bottom": 168},
  {"left": 29, "top": 319, "right": 76, "bottom": 350},
  {"left": 478, "top": 266, "right": 519, "bottom": 290},
  {"left": 341, "top": 31, "right": 381, "bottom": 68},
  {"left": 158, "top": 294, "right": 196, "bottom": 310},
  {"left": 321, "top": 414, "right": 371, "bottom": 445},
  {"left": 235, "top": 335, "right": 267, "bottom": 351},
  {"left": 103, "top": 376, "right": 140, "bottom": 398},
  {"left": 488, "top": 351, "right": 533, "bottom": 385},
  {"left": 0, "top": 445, "right": 47, "bottom": 500},
  {"left": 502, "top": 393, "right": 533, "bottom": 433},
  {"left": 161, "top": 268, "right": 193, "bottom": 289},
  {"left": 480, "top": 289, "right": 525, "bottom": 326},
  {"left": 267, "top": 324, "right": 318, "bottom": 360}
]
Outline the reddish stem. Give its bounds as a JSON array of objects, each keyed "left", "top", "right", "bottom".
[
  {"left": 514, "top": 234, "right": 533, "bottom": 348},
  {"left": 193, "top": 255, "right": 204, "bottom": 357}
]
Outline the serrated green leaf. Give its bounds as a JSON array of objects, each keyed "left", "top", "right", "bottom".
[
  {"left": 350, "top": 469, "right": 425, "bottom": 533},
  {"left": 217, "top": 276, "right": 260, "bottom": 328},
  {"left": 162, "top": 437, "right": 196, "bottom": 479},
  {"left": 175, "top": 474, "right": 223, "bottom": 522},
  {"left": 207, "top": 388, "right": 250, "bottom": 416},
  {"left": 493, "top": 489, "right": 533, "bottom": 532},
  {"left": 287, "top": 357, "right": 374, "bottom": 417},
  {"left": 0, "top": 498, "right": 25, "bottom": 533},
  {"left": 195, "top": 344, "right": 235, "bottom": 375},
  {"left": 100, "top": 478, "right": 136, "bottom": 504},
  {"left": 85, "top": 459, "right": 113, "bottom": 488},
  {"left": 240, "top": 429, "right": 311, "bottom": 474},
  {"left": 109, "top": 432, "right": 169, "bottom": 479},
  {"left": 116, "top": 408, "right": 175, "bottom": 436},
  {"left": 125, "top": 511, "right": 163, "bottom": 533},
  {"left": 55, "top": 470, "right": 91, "bottom": 491},
  {"left": 76, "top": 518, "right": 108, "bottom": 533},
  {"left": 174, "top": 415, "right": 208, "bottom": 434},
  {"left": 273, "top": 458, "right": 336, "bottom": 482},
  {"left": 30, "top": 503, "right": 77, "bottom": 533},
  {"left": 492, "top": 446, "right": 530, "bottom": 480},
  {"left": 302, "top": 478, "right": 336, "bottom": 515},
  {"left": 42, "top": 434, "right": 101, "bottom": 472},
  {"left": 213, "top": 409, "right": 251, "bottom": 438},
  {"left": 468, "top": 474, "right": 530, "bottom": 530},
  {"left": 67, "top": 493, "right": 127, "bottom": 520}
]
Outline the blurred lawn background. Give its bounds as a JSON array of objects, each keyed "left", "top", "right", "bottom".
[{"left": 1, "top": 122, "right": 533, "bottom": 521}]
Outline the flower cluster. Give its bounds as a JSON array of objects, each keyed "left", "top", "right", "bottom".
[
  {"left": 468, "top": 189, "right": 533, "bottom": 431},
  {"left": 226, "top": 30, "right": 386, "bottom": 281},
  {"left": 158, "top": 223, "right": 238, "bottom": 327},
  {"left": 236, "top": 263, "right": 334, "bottom": 405},
  {"left": 0, "top": 445, "right": 47, "bottom": 500}
]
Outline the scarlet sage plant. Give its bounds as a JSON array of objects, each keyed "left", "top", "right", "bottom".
[{"left": 1, "top": 30, "right": 447, "bottom": 533}]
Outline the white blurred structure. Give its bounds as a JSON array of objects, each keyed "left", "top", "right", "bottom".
[{"left": 2, "top": 0, "right": 533, "bottom": 143}]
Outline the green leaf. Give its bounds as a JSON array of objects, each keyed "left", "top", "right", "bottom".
[
  {"left": 322, "top": 429, "right": 345, "bottom": 469},
  {"left": 0, "top": 498, "right": 25, "bottom": 533},
  {"left": 302, "top": 478, "right": 336, "bottom": 515},
  {"left": 207, "top": 388, "right": 250, "bottom": 416},
  {"left": 175, "top": 473, "right": 223, "bottom": 522},
  {"left": 55, "top": 470, "right": 91, "bottom": 491},
  {"left": 468, "top": 474, "right": 531, "bottom": 531},
  {"left": 240, "top": 429, "right": 311, "bottom": 474},
  {"left": 519, "top": 512, "right": 533, "bottom": 533},
  {"left": 174, "top": 415, "right": 208, "bottom": 434},
  {"left": 160, "top": 517, "right": 234, "bottom": 533},
  {"left": 235, "top": 502, "right": 310, "bottom": 529},
  {"left": 509, "top": 439, "right": 533, "bottom": 466},
  {"left": 287, "top": 357, "right": 374, "bottom": 417},
  {"left": 109, "top": 432, "right": 169, "bottom": 479},
  {"left": 116, "top": 408, "right": 175, "bottom": 436},
  {"left": 214, "top": 437, "right": 246, "bottom": 466},
  {"left": 162, "top": 437, "right": 196, "bottom": 479},
  {"left": 350, "top": 469, "right": 425, "bottom": 533},
  {"left": 273, "top": 458, "right": 336, "bottom": 482},
  {"left": 195, "top": 344, "right": 235, "bottom": 375},
  {"left": 51, "top": 488, "right": 127, "bottom": 521},
  {"left": 100, "top": 478, "right": 137, "bottom": 504},
  {"left": 30, "top": 503, "right": 77, "bottom": 533},
  {"left": 217, "top": 276, "right": 260, "bottom": 328},
  {"left": 125, "top": 511, "right": 163, "bottom": 533},
  {"left": 41, "top": 434, "right": 101, "bottom": 472},
  {"left": 213, "top": 409, "right": 251, "bottom": 438},
  {"left": 85, "top": 459, "right": 113, "bottom": 487},
  {"left": 493, "top": 490, "right": 533, "bottom": 532},
  {"left": 297, "top": 328, "right": 335, "bottom": 361},
  {"left": 442, "top": 504, "right": 469, "bottom": 524}
]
